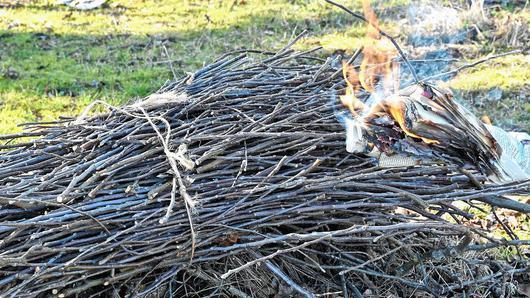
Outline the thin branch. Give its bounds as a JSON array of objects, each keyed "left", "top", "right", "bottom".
[{"left": 421, "top": 49, "right": 522, "bottom": 82}]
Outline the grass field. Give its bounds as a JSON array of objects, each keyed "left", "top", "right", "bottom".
[{"left": 0, "top": 0, "right": 528, "bottom": 135}]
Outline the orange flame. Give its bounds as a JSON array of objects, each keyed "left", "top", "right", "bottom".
[
  {"left": 358, "top": 0, "right": 399, "bottom": 94},
  {"left": 386, "top": 97, "right": 440, "bottom": 144},
  {"left": 340, "top": 0, "right": 439, "bottom": 145},
  {"left": 340, "top": 61, "right": 364, "bottom": 116},
  {"left": 340, "top": 0, "right": 400, "bottom": 117}
]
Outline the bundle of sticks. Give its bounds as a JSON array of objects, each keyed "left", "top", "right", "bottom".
[{"left": 1, "top": 41, "right": 529, "bottom": 296}]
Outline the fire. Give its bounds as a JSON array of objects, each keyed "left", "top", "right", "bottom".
[
  {"left": 340, "top": 0, "right": 400, "bottom": 117},
  {"left": 340, "top": 61, "right": 364, "bottom": 116},
  {"left": 385, "top": 97, "right": 440, "bottom": 145},
  {"left": 340, "top": 0, "right": 438, "bottom": 146},
  {"left": 358, "top": 0, "right": 399, "bottom": 94}
]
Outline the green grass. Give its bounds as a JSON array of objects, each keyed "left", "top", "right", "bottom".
[
  {"left": 0, "top": 0, "right": 528, "bottom": 134},
  {"left": 0, "top": 0, "right": 360, "bottom": 134},
  {"left": 449, "top": 55, "right": 529, "bottom": 91}
]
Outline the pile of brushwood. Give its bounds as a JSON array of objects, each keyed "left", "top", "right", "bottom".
[{"left": 1, "top": 40, "right": 529, "bottom": 297}]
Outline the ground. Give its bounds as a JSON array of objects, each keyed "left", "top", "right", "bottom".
[{"left": 0, "top": 0, "right": 528, "bottom": 237}]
